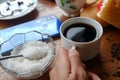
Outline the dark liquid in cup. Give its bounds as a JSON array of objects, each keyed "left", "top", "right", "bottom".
[{"left": 63, "top": 23, "right": 96, "bottom": 42}]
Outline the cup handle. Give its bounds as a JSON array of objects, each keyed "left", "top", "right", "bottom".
[{"left": 85, "top": 0, "right": 97, "bottom": 7}]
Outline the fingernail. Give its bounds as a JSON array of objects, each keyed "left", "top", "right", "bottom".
[
  {"left": 69, "top": 46, "right": 77, "bottom": 54},
  {"left": 71, "top": 45, "right": 76, "bottom": 50}
]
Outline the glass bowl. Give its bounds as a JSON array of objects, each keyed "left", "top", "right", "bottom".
[{"left": 0, "top": 30, "right": 55, "bottom": 79}]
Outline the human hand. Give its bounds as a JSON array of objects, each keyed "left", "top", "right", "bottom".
[{"left": 49, "top": 46, "right": 101, "bottom": 80}]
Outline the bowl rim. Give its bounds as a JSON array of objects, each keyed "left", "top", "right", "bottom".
[
  {"left": 0, "top": 30, "right": 55, "bottom": 47},
  {"left": 0, "top": 30, "right": 56, "bottom": 79}
]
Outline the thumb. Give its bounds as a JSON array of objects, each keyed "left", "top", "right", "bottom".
[{"left": 88, "top": 72, "right": 101, "bottom": 80}]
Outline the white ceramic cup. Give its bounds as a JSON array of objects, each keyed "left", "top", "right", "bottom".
[
  {"left": 60, "top": 17, "right": 103, "bottom": 61},
  {"left": 55, "top": 0, "right": 97, "bottom": 17}
]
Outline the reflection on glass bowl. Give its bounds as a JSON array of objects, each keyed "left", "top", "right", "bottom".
[{"left": 0, "top": 30, "right": 55, "bottom": 79}]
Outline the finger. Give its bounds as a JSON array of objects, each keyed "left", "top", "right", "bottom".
[
  {"left": 68, "top": 48, "right": 83, "bottom": 69},
  {"left": 52, "top": 45, "right": 67, "bottom": 67},
  {"left": 88, "top": 72, "right": 101, "bottom": 80},
  {"left": 68, "top": 48, "right": 87, "bottom": 80},
  {"left": 56, "top": 40, "right": 61, "bottom": 51},
  {"left": 55, "top": 47, "right": 69, "bottom": 64},
  {"left": 82, "top": 63, "right": 86, "bottom": 69},
  {"left": 54, "top": 47, "right": 71, "bottom": 76}
]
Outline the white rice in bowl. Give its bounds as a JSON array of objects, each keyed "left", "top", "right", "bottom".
[{"left": 0, "top": 40, "right": 55, "bottom": 79}]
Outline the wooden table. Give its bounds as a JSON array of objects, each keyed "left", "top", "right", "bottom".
[{"left": 0, "top": 0, "right": 120, "bottom": 80}]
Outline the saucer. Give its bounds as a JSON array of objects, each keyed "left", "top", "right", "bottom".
[{"left": 0, "top": 0, "right": 38, "bottom": 20}]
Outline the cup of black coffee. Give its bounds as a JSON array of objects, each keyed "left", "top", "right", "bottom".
[{"left": 60, "top": 17, "right": 103, "bottom": 61}]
